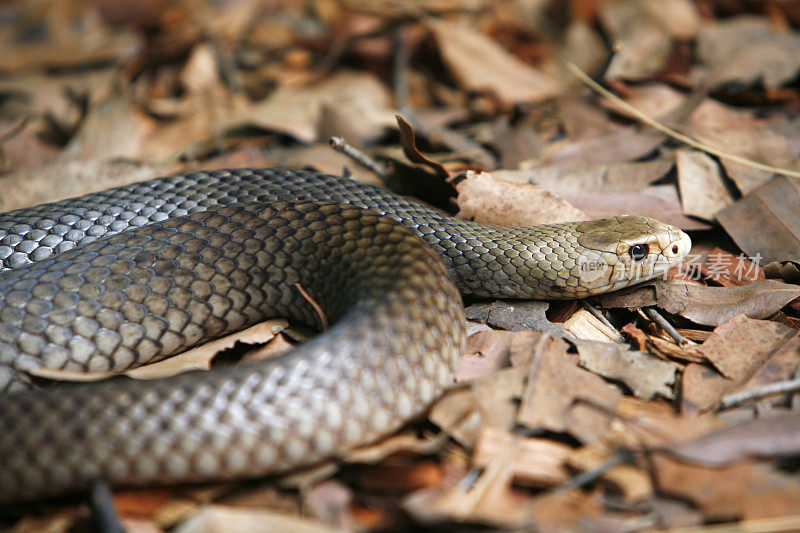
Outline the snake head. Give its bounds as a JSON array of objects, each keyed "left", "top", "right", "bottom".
[{"left": 573, "top": 215, "right": 691, "bottom": 296}]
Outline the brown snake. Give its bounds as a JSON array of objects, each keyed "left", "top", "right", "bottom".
[{"left": 0, "top": 168, "right": 691, "bottom": 502}]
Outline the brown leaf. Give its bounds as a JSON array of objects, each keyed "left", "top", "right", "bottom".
[
  {"left": 494, "top": 158, "right": 674, "bottom": 195},
  {"left": 0, "top": 159, "right": 172, "bottom": 213},
  {"left": 517, "top": 338, "right": 621, "bottom": 443},
  {"left": 174, "top": 505, "right": 337, "bottom": 533},
  {"left": 219, "top": 72, "right": 394, "bottom": 143},
  {"left": 454, "top": 170, "right": 587, "bottom": 226},
  {"left": 576, "top": 340, "right": 678, "bottom": 400},
  {"left": 676, "top": 149, "right": 735, "bottom": 221},
  {"left": 697, "top": 314, "right": 796, "bottom": 381},
  {"left": 567, "top": 444, "right": 653, "bottom": 502},
  {"left": 698, "top": 247, "right": 766, "bottom": 287},
  {"left": 126, "top": 319, "right": 288, "bottom": 380},
  {"left": 608, "top": 396, "right": 722, "bottom": 450},
  {"left": 717, "top": 176, "right": 800, "bottom": 263},
  {"left": 696, "top": 16, "right": 800, "bottom": 90},
  {"left": 473, "top": 426, "right": 571, "bottom": 486},
  {"left": 540, "top": 128, "right": 664, "bottom": 168},
  {"left": 427, "top": 20, "right": 563, "bottom": 108},
  {"left": 601, "top": 0, "right": 701, "bottom": 79},
  {"left": 464, "top": 300, "right": 571, "bottom": 339},
  {"left": 396, "top": 115, "right": 448, "bottom": 178},
  {"left": 651, "top": 454, "right": 800, "bottom": 520},
  {"left": 560, "top": 185, "right": 712, "bottom": 231},
  {"left": 596, "top": 280, "right": 800, "bottom": 326},
  {"left": 667, "top": 410, "right": 800, "bottom": 466},
  {"left": 681, "top": 316, "right": 797, "bottom": 412}
]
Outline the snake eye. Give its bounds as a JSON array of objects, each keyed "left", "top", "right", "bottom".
[{"left": 629, "top": 244, "right": 649, "bottom": 261}]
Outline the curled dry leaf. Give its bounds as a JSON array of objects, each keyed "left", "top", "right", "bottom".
[
  {"left": 125, "top": 319, "right": 289, "bottom": 380},
  {"left": 455, "top": 170, "right": 587, "bottom": 226},
  {"left": 595, "top": 280, "right": 800, "bottom": 326},
  {"left": 667, "top": 410, "right": 800, "bottom": 467}
]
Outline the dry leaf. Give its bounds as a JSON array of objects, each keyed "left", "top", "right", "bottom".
[
  {"left": 427, "top": 20, "right": 563, "bottom": 108},
  {"left": 464, "top": 300, "right": 571, "bottom": 339},
  {"left": 697, "top": 247, "right": 765, "bottom": 287},
  {"left": 563, "top": 309, "right": 623, "bottom": 342},
  {"left": 697, "top": 314, "right": 796, "bottom": 382},
  {"left": 567, "top": 444, "right": 653, "bottom": 502},
  {"left": 517, "top": 338, "right": 621, "bottom": 443},
  {"left": 596, "top": 280, "right": 800, "bottom": 326},
  {"left": 127, "top": 320, "right": 288, "bottom": 379},
  {"left": 175, "top": 505, "right": 337, "bottom": 533},
  {"left": 651, "top": 454, "right": 800, "bottom": 520},
  {"left": 0, "top": 158, "right": 172, "bottom": 213},
  {"left": 219, "top": 72, "right": 394, "bottom": 143},
  {"left": 717, "top": 176, "right": 800, "bottom": 263},
  {"left": 473, "top": 426, "right": 571, "bottom": 486},
  {"left": 455, "top": 170, "right": 587, "bottom": 226},
  {"left": 560, "top": 184, "right": 711, "bottom": 231},
  {"left": 576, "top": 341, "right": 678, "bottom": 400},
  {"left": 695, "top": 16, "right": 800, "bottom": 89},
  {"left": 676, "top": 149, "right": 735, "bottom": 221},
  {"left": 608, "top": 396, "right": 722, "bottom": 450},
  {"left": 667, "top": 410, "right": 800, "bottom": 466},
  {"left": 497, "top": 158, "right": 673, "bottom": 195}
]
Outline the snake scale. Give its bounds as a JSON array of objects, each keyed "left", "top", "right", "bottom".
[{"left": 0, "top": 168, "right": 690, "bottom": 502}]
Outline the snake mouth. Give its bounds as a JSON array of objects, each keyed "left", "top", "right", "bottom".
[{"left": 574, "top": 226, "right": 692, "bottom": 295}]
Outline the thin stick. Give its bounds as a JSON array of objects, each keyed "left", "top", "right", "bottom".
[
  {"left": 583, "top": 301, "right": 624, "bottom": 342},
  {"left": 718, "top": 376, "right": 800, "bottom": 410},
  {"left": 329, "top": 136, "right": 390, "bottom": 181},
  {"left": 645, "top": 308, "right": 689, "bottom": 347},
  {"left": 294, "top": 282, "right": 329, "bottom": 330},
  {"left": 567, "top": 62, "right": 800, "bottom": 179}
]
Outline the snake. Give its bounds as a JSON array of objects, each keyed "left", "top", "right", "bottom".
[{"left": 0, "top": 168, "right": 691, "bottom": 502}]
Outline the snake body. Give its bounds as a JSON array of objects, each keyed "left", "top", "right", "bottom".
[{"left": 0, "top": 168, "right": 690, "bottom": 502}]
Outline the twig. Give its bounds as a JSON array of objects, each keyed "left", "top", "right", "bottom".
[
  {"left": 392, "top": 24, "right": 410, "bottom": 115},
  {"left": 645, "top": 308, "right": 688, "bottom": 347},
  {"left": 90, "top": 481, "right": 125, "bottom": 533},
  {"left": 718, "top": 376, "right": 800, "bottom": 411},
  {"left": 567, "top": 62, "right": 800, "bottom": 179},
  {"left": 582, "top": 301, "right": 624, "bottom": 342},
  {"left": 294, "top": 282, "right": 329, "bottom": 330},
  {"left": 553, "top": 451, "right": 629, "bottom": 494},
  {"left": 329, "top": 136, "right": 390, "bottom": 181}
]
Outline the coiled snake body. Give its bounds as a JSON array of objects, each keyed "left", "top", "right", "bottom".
[{"left": 0, "top": 168, "right": 690, "bottom": 502}]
